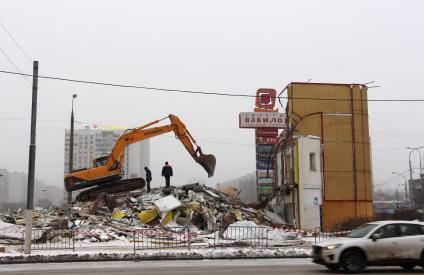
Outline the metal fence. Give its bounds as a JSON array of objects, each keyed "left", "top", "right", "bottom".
[
  {"left": 132, "top": 226, "right": 269, "bottom": 252},
  {"left": 133, "top": 227, "right": 191, "bottom": 251},
  {"left": 214, "top": 226, "right": 269, "bottom": 247},
  {"left": 22, "top": 228, "right": 75, "bottom": 251},
  {"left": 314, "top": 227, "right": 354, "bottom": 243}
]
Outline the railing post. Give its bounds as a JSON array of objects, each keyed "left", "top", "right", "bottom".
[
  {"left": 72, "top": 230, "right": 75, "bottom": 252},
  {"left": 187, "top": 227, "right": 191, "bottom": 251},
  {"left": 266, "top": 228, "right": 268, "bottom": 247},
  {"left": 133, "top": 230, "right": 136, "bottom": 253}
]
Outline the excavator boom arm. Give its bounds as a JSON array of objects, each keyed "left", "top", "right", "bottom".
[{"left": 65, "top": 115, "right": 216, "bottom": 192}]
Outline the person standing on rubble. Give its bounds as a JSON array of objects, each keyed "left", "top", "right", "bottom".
[
  {"left": 161, "top": 161, "right": 173, "bottom": 188},
  {"left": 144, "top": 166, "right": 152, "bottom": 192}
]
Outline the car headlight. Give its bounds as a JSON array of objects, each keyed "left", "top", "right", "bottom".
[{"left": 324, "top": 244, "right": 342, "bottom": 250}]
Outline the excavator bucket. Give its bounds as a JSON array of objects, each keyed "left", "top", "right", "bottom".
[{"left": 197, "top": 154, "right": 216, "bottom": 178}]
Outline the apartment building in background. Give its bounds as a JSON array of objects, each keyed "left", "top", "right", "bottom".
[{"left": 64, "top": 126, "right": 150, "bottom": 179}]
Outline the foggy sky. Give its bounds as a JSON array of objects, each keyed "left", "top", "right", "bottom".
[{"left": 0, "top": 0, "right": 423, "bottom": 194}]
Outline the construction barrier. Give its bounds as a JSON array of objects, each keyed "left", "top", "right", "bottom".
[
  {"left": 22, "top": 228, "right": 75, "bottom": 251},
  {"left": 314, "top": 227, "right": 354, "bottom": 244},
  {"left": 133, "top": 227, "right": 191, "bottom": 251}
]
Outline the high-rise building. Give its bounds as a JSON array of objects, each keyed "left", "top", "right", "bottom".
[
  {"left": 64, "top": 126, "right": 150, "bottom": 178},
  {"left": 0, "top": 168, "right": 57, "bottom": 210}
]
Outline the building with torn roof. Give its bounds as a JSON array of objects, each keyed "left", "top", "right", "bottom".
[{"left": 275, "top": 82, "right": 373, "bottom": 231}]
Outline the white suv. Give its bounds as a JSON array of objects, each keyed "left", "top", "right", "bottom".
[{"left": 312, "top": 220, "right": 424, "bottom": 273}]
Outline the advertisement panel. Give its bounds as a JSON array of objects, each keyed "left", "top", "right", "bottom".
[
  {"left": 255, "top": 88, "right": 277, "bottom": 109},
  {"left": 256, "top": 128, "right": 278, "bottom": 137},
  {"left": 257, "top": 177, "right": 274, "bottom": 185},
  {"left": 258, "top": 193, "right": 271, "bottom": 202},
  {"left": 239, "top": 112, "right": 286, "bottom": 128},
  {"left": 256, "top": 136, "right": 278, "bottom": 145},
  {"left": 256, "top": 144, "right": 274, "bottom": 153},
  {"left": 257, "top": 160, "right": 272, "bottom": 170},
  {"left": 257, "top": 186, "right": 273, "bottom": 194},
  {"left": 257, "top": 152, "right": 272, "bottom": 159},
  {"left": 257, "top": 169, "right": 274, "bottom": 178}
]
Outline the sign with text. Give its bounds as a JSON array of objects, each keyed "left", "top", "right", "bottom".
[
  {"left": 257, "top": 160, "right": 273, "bottom": 170},
  {"left": 239, "top": 112, "right": 286, "bottom": 128},
  {"left": 256, "top": 128, "right": 278, "bottom": 137},
  {"left": 257, "top": 152, "right": 272, "bottom": 159},
  {"left": 256, "top": 136, "right": 278, "bottom": 145},
  {"left": 257, "top": 186, "right": 273, "bottom": 194},
  {"left": 257, "top": 169, "right": 274, "bottom": 178},
  {"left": 257, "top": 177, "right": 274, "bottom": 185},
  {"left": 256, "top": 144, "right": 274, "bottom": 153}
]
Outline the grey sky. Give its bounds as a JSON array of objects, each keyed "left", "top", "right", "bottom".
[{"left": 0, "top": 1, "right": 423, "bottom": 194}]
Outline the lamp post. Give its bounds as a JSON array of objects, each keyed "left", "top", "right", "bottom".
[
  {"left": 396, "top": 183, "right": 405, "bottom": 203},
  {"left": 407, "top": 146, "right": 424, "bottom": 181},
  {"left": 67, "top": 94, "right": 77, "bottom": 204},
  {"left": 392, "top": 172, "right": 408, "bottom": 202}
]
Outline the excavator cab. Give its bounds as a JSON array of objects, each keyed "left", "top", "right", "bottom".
[{"left": 93, "top": 156, "right": 108, "bottom": 168}]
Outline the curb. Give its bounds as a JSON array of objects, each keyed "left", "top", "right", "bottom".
[{"left": 0, "top": 250, "right": 312, "bottom": 264}]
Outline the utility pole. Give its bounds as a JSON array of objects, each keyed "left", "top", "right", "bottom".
[
  {"left": 392, "top": 172, "right": 409, "bottom": 203},
  {"left": 67, "top": 94, "right": 77, "bottom": 204},
  {"left": 24, "top": 61, "right": 38, "bottom": 254}
]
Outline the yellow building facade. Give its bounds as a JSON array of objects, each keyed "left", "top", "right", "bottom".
[{"left": 286, "top": 83, "right": 373, "bottom": 231}]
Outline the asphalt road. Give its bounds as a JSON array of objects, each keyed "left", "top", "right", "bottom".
[{"left": 0, "top": 259, "right": 423, "bottom": 275}]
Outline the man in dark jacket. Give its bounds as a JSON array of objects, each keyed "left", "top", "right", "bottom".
[
  {"left": 144, "top": 166, "right": 152, "bottom": 192},
  {"left": 161, "top": 161, "right": 173, "bottom": 188}
]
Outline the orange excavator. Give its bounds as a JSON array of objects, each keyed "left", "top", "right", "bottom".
[{"left": 64, "top": 114, "right": 216, "bottom": 201}]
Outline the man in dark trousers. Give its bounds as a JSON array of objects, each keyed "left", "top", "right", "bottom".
[
  {"left": 161, "top": 161, "right": 173, "bottom": 188},
  {"left": 144, "top": 166, "right": 152, "bottom": 192}
]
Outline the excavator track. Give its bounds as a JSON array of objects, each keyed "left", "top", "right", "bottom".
[{"left": 76, "top": 178, "right": 146, "bottom": 202}]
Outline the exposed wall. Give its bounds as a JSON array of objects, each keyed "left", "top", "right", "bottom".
[
  {"left": 287, "top": 83, "right": 373, "bottom": 231},
  {"left": 125, "top": 141, "right": 150, "bottom": 179},
  {"left": 297, "top": 136, "right": 322, "bottom": 231}
]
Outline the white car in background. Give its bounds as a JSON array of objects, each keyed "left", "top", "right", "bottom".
[{"left": 312, "top": 220, "right": 424, "bottom": 273}]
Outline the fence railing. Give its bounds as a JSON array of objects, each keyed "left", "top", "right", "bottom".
[
  {"left": 20, "top": 226, "right": 269, "bottom": 252},
  {"left": 22, "top": 228, "right": 75, "bottom": 251},
  {"left": 133, "top": 227, "right": 191, "bottom": 251},
  {"left": 132, "top": 225, "right": 269, "bottom": 252},
  {"left": 314, "top": 227, "right": 354, "bottom": 243},
  {"left": 214, "top": 226, "right": 268, "bottom": 248}
]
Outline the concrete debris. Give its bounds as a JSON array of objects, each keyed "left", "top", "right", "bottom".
[
  {"left": 154, "top": 195, "right": 181, "bottom": 215},
  {"left": 0, "top": 184, "right": 295, "bottom": 246}
]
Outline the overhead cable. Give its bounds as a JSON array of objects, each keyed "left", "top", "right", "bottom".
[{"left": 2, "top": 69, "right": 424, "bottom": 102}]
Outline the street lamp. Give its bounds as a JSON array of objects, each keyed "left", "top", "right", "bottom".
[
  {"left": 392, "top": 172, "right": 408, "bottom": 202},
  {"left": 396, "top": 183, "right": 405, "bottom": 203},
  {"left": 407, "top": 146, "right": 424, "bottom": 181},
  {"left": 67, "top": 94, "right": 77, "bottom": 204}
]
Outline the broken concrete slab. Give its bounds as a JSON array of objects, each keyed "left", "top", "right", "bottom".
[{"left": 154, "top": 195, "right": 181, "bottom": 215}]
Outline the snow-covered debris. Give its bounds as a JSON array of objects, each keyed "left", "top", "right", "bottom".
[
  {"left": 0, "top": 183, "right": 297, "bottom": 247},
  {"left": 154, "top": 195, "right": 181, "bottom": 215}
]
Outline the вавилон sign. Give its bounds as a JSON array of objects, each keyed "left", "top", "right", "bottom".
[{"left": 239, "top": 112, "right": 286, "bottom": 128}]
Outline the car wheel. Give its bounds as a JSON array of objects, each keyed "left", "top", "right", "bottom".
[
  {"left": 325, "top": 265, "right": 340, "bottom": 271},
  {"left": 340, "top": 250, "right": 366, "bottom": 274},
  {"left": 400, "top": 263, "right": 416, "bottom": 270}
]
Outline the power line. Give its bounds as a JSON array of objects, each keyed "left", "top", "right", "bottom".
[
  {"left": 0, "top": 48, "right": 25, "bottom": 74},
  {"left": 0, "top": 50, "right": 31, "bottom": 84},
  {"left": 0, "top": 19, "right": 32, "bottom": 63},
  {"left": 374, "top": 168, "right": 416, "bottom": 187},
  {"left": 2, "top": 69, "right": 424, "bottom": 102}
]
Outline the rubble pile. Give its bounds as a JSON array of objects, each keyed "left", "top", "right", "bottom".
[{"left": 0, "top": 184, "right": 300, "bottom": 246}]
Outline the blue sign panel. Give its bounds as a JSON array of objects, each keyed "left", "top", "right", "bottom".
[
  {"left": 257, "top": 160, "right": 272, "bottom": 170},
  {"left": 256, "top": 144, "right": 274, "bottom": 153}
]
